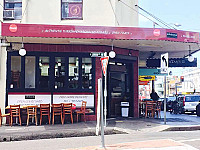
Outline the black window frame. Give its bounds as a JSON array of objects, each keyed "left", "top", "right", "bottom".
[{"left": 7, "top": 51, "right": 95, "bottom": 93}]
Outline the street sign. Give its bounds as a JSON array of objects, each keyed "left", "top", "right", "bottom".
[
  {"left": 100, "top": 56, "right": 109, "bottom": 76},
  {"left": 139, "top": 75, "right": 155, "bottom": 81},
  {"left": 146, "top": 58, "right": 197, "bottom": 68},
  {"left": 139, "top": 81, "right": 149, "bottom": 85},
  {"left": 139, "top": 68, "right": 168, "bottom": 76},
  {"left": 161, "top": 53, "right": 168, "bottom": 74},
  {"left": 90, "top": 52, "right": 104, "bottom": 57}
]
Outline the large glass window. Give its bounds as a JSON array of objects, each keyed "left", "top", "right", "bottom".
[
  {"left": 10, "top": 56, "right": 21, "bottom": 89},
  {"left": 68, "top": 57, "right": 79, "bottom": 89},
  {"left": 39, "top": 57, "right": 50, "bottom": 89},
  {"left": 61, "top": 0, "right": 83, "bottom": 19},
  {"left": 4, "top": 0, "right": 22, "bottom": 20},
  {"left": 8, "top": 53, "right": 94, "bottom": 92},
  {"left": 55, "top": 57, "right": 65, "bottom": 89},
  {"left": 25, "top": 56, "right": 35, "bottom": 88},
  {"left": 82, "top": 58, "right": 92, "bottom": 89}
]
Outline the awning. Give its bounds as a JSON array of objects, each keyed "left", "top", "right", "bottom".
[{"left": 2, "top": 23, "right": 200, "bottom": 61}]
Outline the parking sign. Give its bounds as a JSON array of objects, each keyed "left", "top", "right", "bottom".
[{"left": 161, "top": 53, "right": 168, "bottom": 74}]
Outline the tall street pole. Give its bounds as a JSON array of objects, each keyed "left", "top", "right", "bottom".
[
  {"left": 164, "top": 75, "right": 167, "bottom": 124},
  {"left": 100, "top": 78, "right": 105, "bottom": 148}
]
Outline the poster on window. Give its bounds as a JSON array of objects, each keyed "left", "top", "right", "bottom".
[
  {"left": 68, "top": 3, "right": 82, "bottom": 18},
  {"left": 8, "top": 93, "right": 51, "bottom": 106},
  {"left": 53, "top": 93, "right": 94, "bottom": 108}
]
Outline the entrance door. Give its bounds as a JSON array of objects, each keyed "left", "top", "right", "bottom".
[{"left": 107, "top": 61, "right": 133, "bottom": 118}]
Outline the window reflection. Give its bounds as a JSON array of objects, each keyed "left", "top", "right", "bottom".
[
  {"left": 25, "top": 56, "right": 35, "bottom": 88},
  {"left": 39, "top": 57, "right": 49, "bottom": 88},
  {"left": 10, "top": 56, "right": 21, "bottom": 88},
  {"left": 55, "top": 57, "right": 65, "bottom": 89},
  {"left": 68, "top": 57, "right": 79, "bottom": 89},
  {"left": 82, "top": 58, "right": 92, "bottom": 89}
]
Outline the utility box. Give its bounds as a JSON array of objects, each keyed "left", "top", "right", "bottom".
[{"left": 121, "top": 102, "right": 129, "bottom": 117}]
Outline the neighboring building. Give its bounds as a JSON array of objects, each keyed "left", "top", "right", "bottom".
[{"left": 182, "top": 68, "right": 200, "bottom": 94}]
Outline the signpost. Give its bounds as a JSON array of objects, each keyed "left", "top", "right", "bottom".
[
  {"left": 161, "top": 53, "right": 168, "bottom": 125},
  {"left": 90, "top": 54, "right": 109, "bottom": 148},
  {"left": 100, "top": 56, "right": 109, "bottom": 148},
  {"left": 100, "top": 56, "right": 109, "bottom": 127}
]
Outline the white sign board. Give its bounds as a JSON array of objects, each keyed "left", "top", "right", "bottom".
[
  {"left": 53, "top": 94, "right": 94, "bottom": 108},
  {"left": 161, "top": 53, "right": 168, "bottom": 74},
  {"left": 8, "top": 94, "right": 51, "bottom": 106}
]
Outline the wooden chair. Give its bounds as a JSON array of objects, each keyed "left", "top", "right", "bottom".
[
  {"left": 51, "top": 104, "right": 62, "bottom": 125},
  {"left": 154, "top": 101, "right": 162, "bottom": 118},
  {"left": 76, "top": 101, "right": 87, "bottom": 122},
  {"left": 11, "top": 71, "right": 20, "bottom": 88},
  {"left": 62, "top": 103, "right": 73, "bottom": 124},
  {"left": 0, "top": 108, "right": 10, "bottom": 126},
  {"left": 145, "top": 101, "right": 155, "bottom": 118},
  {"left": 40, "top": 104, "right": 50, "bottom": 125},
  {"left": 27, "top": 106, "right": 38, "bottom": 126},
  {"left": 10, "top": 105, "right": 21, "bottom": 126}
]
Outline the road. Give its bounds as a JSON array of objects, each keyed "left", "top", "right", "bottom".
[{"left": 0, "top": 129, "right": 199, "bottom": 150}]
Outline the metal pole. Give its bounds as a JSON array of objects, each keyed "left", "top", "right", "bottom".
[
  {"left": 96, "top": 78, "right": 101, "bottom": 136},
  {"left": 100, "top": 78, "right": 105, "bottom": 148},
  {"left": 104, "top": 71, "right": 107, "bottom": 127},
  {"left": 104, "top": 52, "right": 107, "bottom": 127},
  {"left": 164, "top": 75, "right": 167, "bottom": 124}
]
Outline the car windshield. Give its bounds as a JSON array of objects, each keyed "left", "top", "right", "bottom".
[
  {"left": 168, "top": 97, "right": 176, "bottom": 101},
  {"left": 185, "top": 96, "right": 200, "bottom": 102}
]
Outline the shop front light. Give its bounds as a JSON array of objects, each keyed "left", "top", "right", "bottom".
[{"left": 19, "top": 48, "right": 26, "bottom": 56}]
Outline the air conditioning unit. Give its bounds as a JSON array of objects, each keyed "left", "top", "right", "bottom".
[{"left": 3, "top": 10, "right": 14, "bottom": 19}]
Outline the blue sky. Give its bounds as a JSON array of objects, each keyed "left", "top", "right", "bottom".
[
  {"left": 138, "top": 0, "right": 200, "bottom": 75},
  {"left": 138, "top": 0, "right": 200, "bottom": 32}
]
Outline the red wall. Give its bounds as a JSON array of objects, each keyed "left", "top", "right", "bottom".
[{"left": 25, "top": 43, "right": 139, "bottom": 119}]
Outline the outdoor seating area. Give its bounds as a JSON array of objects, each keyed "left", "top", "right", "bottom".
[
  {"left": 139, "top": 100, "right": 162, "bottom": 118},
  {"left": 0, "top": 101, "right": 88, "bottom": 126}
]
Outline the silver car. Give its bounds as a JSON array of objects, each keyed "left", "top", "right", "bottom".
[{"left": 180, "top": 95, "right": 200, "bottom": 113}]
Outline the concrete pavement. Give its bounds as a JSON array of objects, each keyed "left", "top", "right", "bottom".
[
  {"left": 0, "top": 111, "right": 200, "bottom": 150},
  {"left": 66, "top": 139, "right": 198, "bottom": 150}
]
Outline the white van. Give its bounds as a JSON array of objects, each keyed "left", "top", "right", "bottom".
[{"left": 179, "top": 95, "right": 200, "bottom": 113}]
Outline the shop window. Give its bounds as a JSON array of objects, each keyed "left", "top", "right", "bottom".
[
  {"left": 25, "top": 56, "right": 35, "bottom": 88},
  {"left": 55, "top": 57, "right": 65, "bottom": 89},
  {"left": 68, "top": 57, "right": 79, "bottom": 89},
  {"left": 61, "top": 0, "right": 83, "bottom": 19},
  {"left": 82, "top": 58, "right": 92, "bottom": 89},
  {"left": 39, "top": 57, "right": 50, "bottom": 89},
  {"left": 3, "top": 0, "right": 22, "bottom": 20},
  {"left": 10, "top": 56, "right": 21, "bottom": 89}
]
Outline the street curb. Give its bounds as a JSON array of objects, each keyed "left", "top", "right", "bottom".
[
  {"left": 162, "top": 125, "right": 200, "bottom": 131},
  {"left": 0, "top": 128, "right": 124, "bottom": 142}
]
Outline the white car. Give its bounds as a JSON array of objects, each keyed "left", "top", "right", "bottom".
[{"left": 179, "top": 95, "right": 200, "bottom": 113}]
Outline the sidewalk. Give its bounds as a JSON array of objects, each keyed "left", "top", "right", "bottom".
[
  {"left": 0, "top": 111, "right": 200, "bottom": 143},
  {"left": 66, "top": 139, "right": 198, "bottom": 150}
]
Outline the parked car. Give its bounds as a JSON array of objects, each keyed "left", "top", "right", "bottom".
[
  {"left": 178, "top": 95, "right": 200, "bottom": 113},
  {"left": 160, "top": 97, "right": 176, "bottom": 111},
  {"left": 196, "top": 103, "right": 200, "bottom": 117}
]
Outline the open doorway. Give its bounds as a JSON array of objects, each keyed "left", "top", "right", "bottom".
[{"left": 107, "top": 61, "right": 133, "bottom": 118}]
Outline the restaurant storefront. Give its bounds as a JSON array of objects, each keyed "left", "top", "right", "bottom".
[{"left": 1, "top": 23, "right": 199, "bottom": 121}]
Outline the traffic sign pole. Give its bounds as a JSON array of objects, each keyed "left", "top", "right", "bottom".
[
  {"left": 161, "top": 53, "right": 168, "bottom": 125},
  {"left": 164, "top": 76, "right": 167, "bottom": 124}
]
